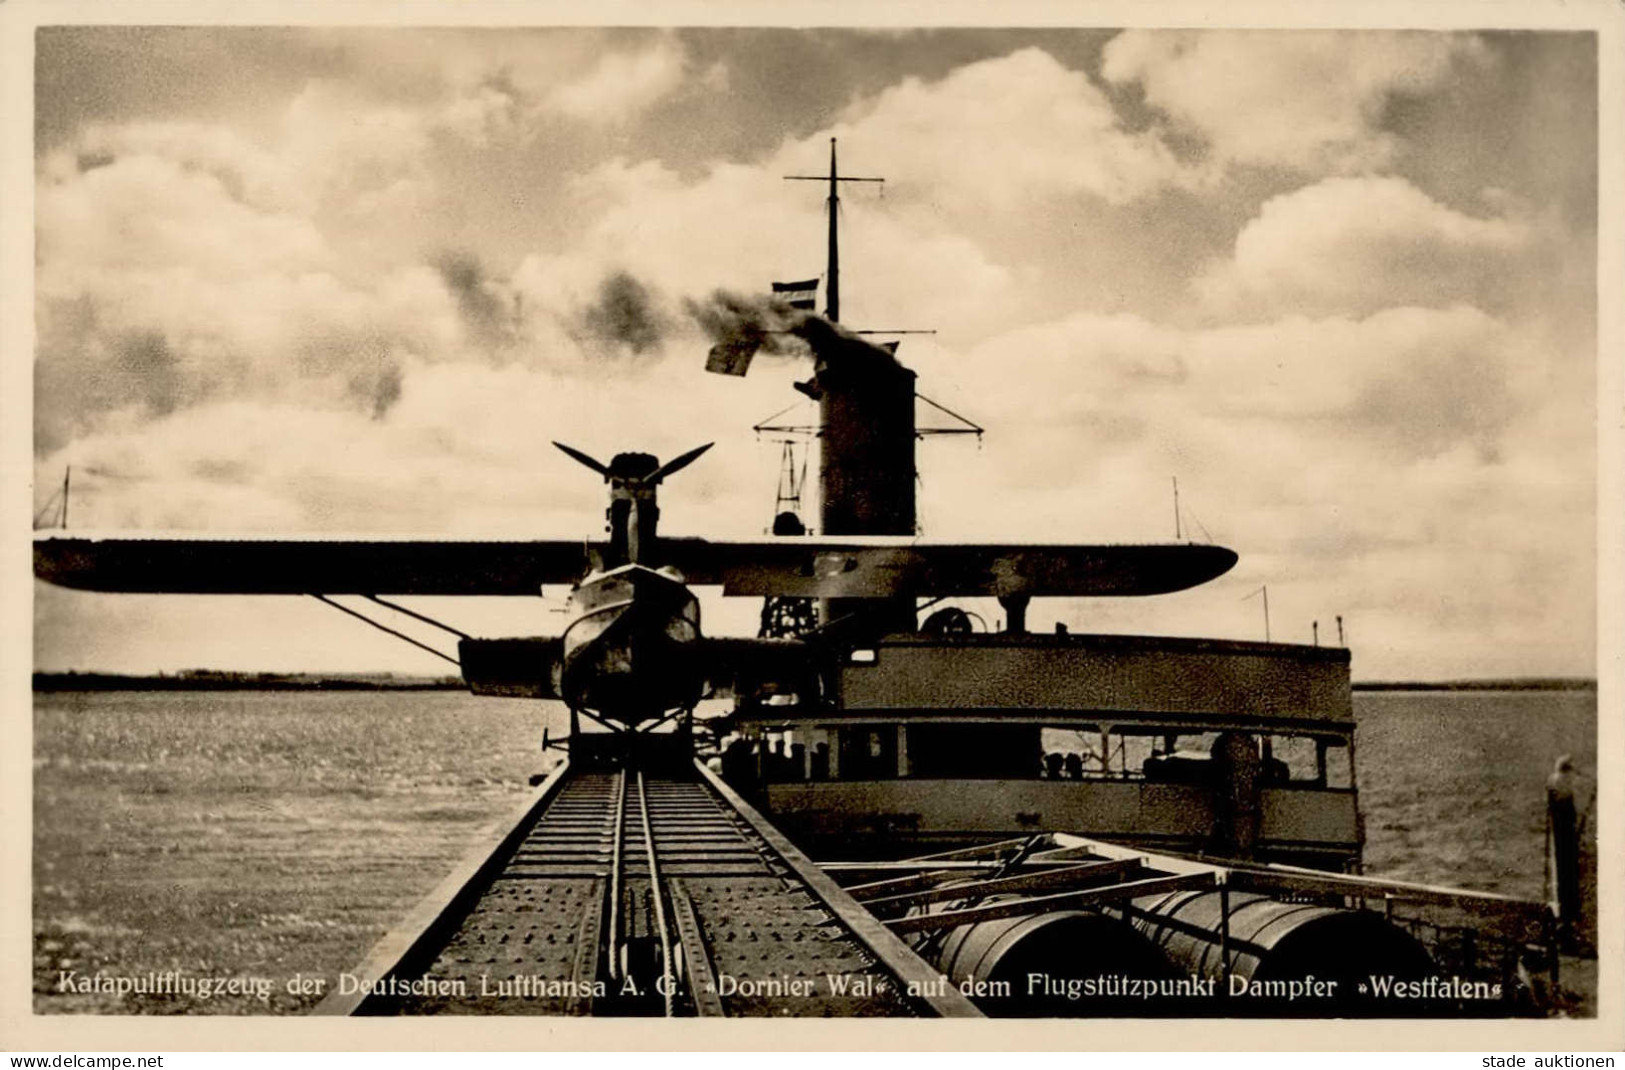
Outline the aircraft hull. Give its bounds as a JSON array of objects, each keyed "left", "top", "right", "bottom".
[{"left": 559, "top": 564, "right": 703, "bottom": 725}]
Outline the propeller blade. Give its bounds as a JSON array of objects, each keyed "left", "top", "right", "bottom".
[
  {"left": 652, "top": 442, "right": 714, "bottom": 483},
  {"left": 552, "top": 441, "right": 610, "bottom": 478}
]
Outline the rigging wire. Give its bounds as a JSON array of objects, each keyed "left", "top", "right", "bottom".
[
  {"left": 363, "top": 595, "right": 471, "bottom": 640},
  {"left": 1188, "top": 512, "right": 1214, "bottom": 544},
  {"left": 913, "top": 392, "right": 984, "bottom": 439},
  {"left": 33, "top": 490, "right": 63, "bottom": 529},
  {"left": 308, "top": 594, "right": 461, "bottom": 667}
]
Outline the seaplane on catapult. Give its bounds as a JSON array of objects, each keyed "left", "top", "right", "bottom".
[{"left": 33, "top": 139, "right": 1565, "bottom": 1019}]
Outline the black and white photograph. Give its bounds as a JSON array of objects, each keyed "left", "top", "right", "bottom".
[{"left": 7, "top": 3, "right": 1620, "bottom": 1051}]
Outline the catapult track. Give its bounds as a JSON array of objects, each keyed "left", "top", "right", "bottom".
[{"left": 313, "top": 758, "right": 980, "bottom": 1018}]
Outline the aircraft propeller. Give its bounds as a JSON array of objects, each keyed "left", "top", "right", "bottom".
[
  {"left": 651, "top": 443, "right": 714, "bottom": 483},
  {"left": 552, "top": 442, "right": 714, "bottom": 484},
  {"left": 552, "top": 442, "right": 611, "bottom": 477}
]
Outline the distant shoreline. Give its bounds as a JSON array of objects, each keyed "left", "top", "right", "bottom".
[
  {"left": 1352, "top": 678, "right": 1596, "bottom": 692},
  {"left": 33, "top": 671, "right": 1597, "bottom": 693},
  {"left": 32, "top": 671, "right": 466, "bottom": 692}
]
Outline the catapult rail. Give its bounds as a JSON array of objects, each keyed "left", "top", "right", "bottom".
[{"left": 313, "top": 758, "right": 980, "bottom": 1018}]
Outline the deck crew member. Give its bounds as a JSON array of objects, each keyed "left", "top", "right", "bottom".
[
  {"left": 1211, "top": 731, "right": 1263, "bottom": 860},
  {"left": 1546, "top": 754, "right": 1585, "bottom": 945}
]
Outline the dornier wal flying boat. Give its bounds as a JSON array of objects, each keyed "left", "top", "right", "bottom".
[
  {"left": 31, "top": 137, "right": 1237, "bottom": 747},
  {"left": 31, "top": 419, "right": 1236, "bottom": 734}
]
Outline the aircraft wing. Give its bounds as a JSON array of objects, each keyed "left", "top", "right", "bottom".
[
  {"left": 664, "top": 539, "right": 1238, "bottom": 599},
  {"left": 35, "top": 533, "right": 1236, "bottom": 599},
  {"left": 33, "top": 534, "right": 596, "bottom": 595}
]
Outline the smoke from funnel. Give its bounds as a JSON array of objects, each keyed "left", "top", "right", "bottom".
[
  {"left": 685, "top": 289, "right": 812, "bottom": 355},
  {"left": 434, "top": 251, "right": 519, "bottom": 351},
  {"left": 369, "top": 362, "right": 403, "bottom": 419},
  {"left": 685, "top": 289, "right": 813, "bottom": 375},
  {"left": 344, "top": 344, "right": 405, "bottom": 420},
  {"left": 576, "top": 271, "right": 669, "bottom": 356}
]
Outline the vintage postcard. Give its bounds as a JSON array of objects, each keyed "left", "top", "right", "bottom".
[{"left": 3, "top": 0, "right": 1620, "bottom": 1053}]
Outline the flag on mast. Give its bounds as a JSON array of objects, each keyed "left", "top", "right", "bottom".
[{"left": 772, "top": 278, "right": 819, "bottom": 311}]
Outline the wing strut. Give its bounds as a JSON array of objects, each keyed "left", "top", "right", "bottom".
[
  {"left": 309, "top": 594, "right": 461, "bottom": 667},
  {"left": 363, "top": 594, "right": 472, "bottom": 640}
]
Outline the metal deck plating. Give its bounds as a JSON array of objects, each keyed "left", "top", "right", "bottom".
[{"left": 313, "top": 760, "right": 981, "bottom": 1018}]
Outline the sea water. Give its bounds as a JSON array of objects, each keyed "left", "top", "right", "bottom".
[{"left": 1353, "top": 690, "right": 1597, "bottom": 899}]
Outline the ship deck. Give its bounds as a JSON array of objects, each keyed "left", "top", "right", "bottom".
[{"left": 314, "top": 758, "right": 1560, "bottom": 1018}]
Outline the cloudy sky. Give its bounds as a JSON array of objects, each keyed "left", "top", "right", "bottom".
[{"left": 27, "top": 25, "right": 1600, "bottom": 680}]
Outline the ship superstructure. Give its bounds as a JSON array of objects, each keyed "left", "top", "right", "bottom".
[{"left": 708, "top": 140, "right": 1360, "bottom": 871}]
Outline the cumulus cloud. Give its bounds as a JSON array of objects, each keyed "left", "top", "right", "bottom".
[
  {"left": 32, "top": 350, "right": 795, "bottom": 537},
  {"left": 33, "top": 53, "right": 770, "bottom": 458},
  {"left": 1190, "top": 306, "right": 1522, "bottom": 459},
  {"left": 32, "top": 94, "right": 569, "bottom": 452},
  {"left": 915, "top": 295, "right": 1590, "bottom": 678},
  {"left": 833, "top": 47, "right": 1196, "bottom": 212},
  {"left": 34, "top": 140, "right": 463, "bottom": 448},
  {"left": 943, "top": 302, "right": 1527, "bottom": 521},
  {"left": 44, "top": 83, "right": 456, "bottom": 227},
  {"left": 553, "top": 157, "right": 824, "bottom": 297},
  {"left": 434, "top": 70, "right": 529, "bottom": 144},
  {"left": 54, "top": 121, "right": 295, "bottom": 213},
  {"left": 278, "top": 81, "right": 441, "bottom": 214},
  {"left": 447, "top": 44, "right": 1227, "bottom": 349},
  {"left": 542, "top": 37, "right": 689, "bottom": 123},
  {"left": 1195, "top": 176, "right": 1534, "bottom": 318},
  {"left": 545, "top": 52, "right": 1144, "bottom": 345},
  {"left": 289, "top": 31, "right": 715, "bottom": 142},
  {"left": 1101, "top": 30, "right": 1490, "bottom": 173}
]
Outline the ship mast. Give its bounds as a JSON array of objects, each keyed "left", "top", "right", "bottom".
[{"left": 785, "top": 138, "right": 883, "bottom": 323}]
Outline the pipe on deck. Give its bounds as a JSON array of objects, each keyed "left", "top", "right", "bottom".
[
  {"left": 1120, "top": 888, "right": 1442, "bottom": 1014},
  {"left": 908, "top": 884, "right": 1446, "bottom": 1016}
]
